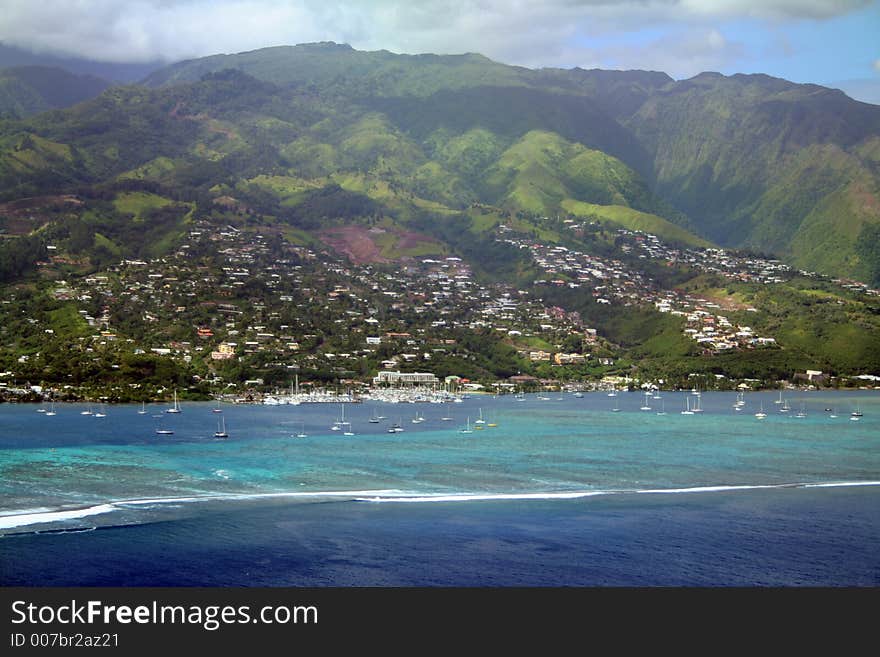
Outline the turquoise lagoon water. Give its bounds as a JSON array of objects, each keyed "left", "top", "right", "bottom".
[{"left": 1, "top": 390, "right": 878, "bottom": 585}]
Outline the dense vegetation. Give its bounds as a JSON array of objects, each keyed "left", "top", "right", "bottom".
[{"left": 0, "top": 43, "right": 878, "bottom": 396}]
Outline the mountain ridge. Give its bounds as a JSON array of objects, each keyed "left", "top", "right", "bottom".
[{"left": 1, "top": 42, "right": 879, "bottom": 284}]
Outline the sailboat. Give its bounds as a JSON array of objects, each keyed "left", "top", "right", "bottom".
[
  {"left": 681, "top": 395, "right": 694, "bottom": 415},
  {"left": 166, "top": 389, "right": 182, "bottom": 414},
  {"left": 459, "top": 417, "right": 473, "bottom": 434},
  {"left": 755, "top": 402, "right": 767, "bottom": 419},
  {"left": 474, "top": 409, "right": 486, "bottom": 425},
  {"left": 775, "top": 390, "right": 784, "bottom": 405},
  {"left": 295, "top": 421, "right": 307, "bottom": 438},
  {"left": 137, "top": 401, "right": 148, "bottom": 415},
  {"left": 692, "top": 395, "right": 704, "bottom": 413},
  {"left": 851, "top": 405, "right": 863, "bottom": 421},
  {"left": 214, "top": 415, "right": 229, "bottom": 438},
  {"left": 343, "top": 423, "right": 355, "bottom": 436},
  {"left": 795, "top": 402, "right": 807, "bottom": 418},
  {"left": 94, "top": 404, "right": 107, "bottom": 418},
  {"left": 212, "top": 403, "right": 223, "bottom": 414},
  {"left": 388, "top": 418, "right": 404, "bottom": 433},
  {"left": 45, "top": 401, "right": 57, "bottom": 416},
  {"left": 640, "top": 392, "right": 652, "bottom": 411},
  {"left": 656, "top": 399, "right": 666, "bottom": 416},
  {"left": 80, "top": 403, "right": 93, "bottom": 416},
  {"left": 331, "top": 404, "right": 347, "bottom": 430},
  {"left": 368, "top": 406, "right": 381, "bottom": 423}
]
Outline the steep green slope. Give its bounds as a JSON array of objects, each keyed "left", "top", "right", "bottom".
[{"left": 628, "top": 72, "right": 880, "bottom": 280}]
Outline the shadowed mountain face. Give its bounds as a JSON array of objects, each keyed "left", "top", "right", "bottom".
[
  {"left": 0, "top": 66, "right": 112, "bottom": 118},
  {"left": 2, "top": 42, "right": 879, "bottom": 284}
]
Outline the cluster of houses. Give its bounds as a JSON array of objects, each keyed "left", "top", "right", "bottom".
[{"left": 499, "top": 225, "right": 781, "bottom": 353}]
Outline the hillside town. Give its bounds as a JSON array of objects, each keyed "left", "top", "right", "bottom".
[{"left": 1, "top": 213, "right": 878, "bottom": 403}]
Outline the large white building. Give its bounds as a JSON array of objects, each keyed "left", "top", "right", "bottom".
[{"left": 372, "top": 371, "right": 439, "bottom": 386}]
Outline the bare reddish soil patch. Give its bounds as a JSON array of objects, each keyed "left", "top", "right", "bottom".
[{"left": 319, "top": 225, "right": 388, "bottom": 264}]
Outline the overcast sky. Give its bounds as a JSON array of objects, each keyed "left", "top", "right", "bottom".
[{"left": 1, "top": 0, "right": 878, "bottom": 102}]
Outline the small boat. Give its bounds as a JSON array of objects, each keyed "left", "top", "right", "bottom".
[
  {"left": 212, "top": 405, "right": 223, "bottom": 414},
  {"left": 45, "top": 402, "right": 57, "bottom": 417},
  {"left": 459, "top": 417, "right": 473, "bottom": 434},
  {"left": 681, "top": 395, "right": 694, "bottom": 415},
  {"left": 155, "top": 428, "right": 174, "bottom": 435},
  {"left": 214, "top": 416, "right": 229, "bottom": 438},
  {"left": 640, "top": 392, "right": 652, "bottom": 411},
  {"left": 474, "top": 409, "right": 486, "bottom": 425},
  {"left": 166, "top": 390, "right": 182, "bottom": 414},
  {"left": 81, "top": 404, "right": 93, "bottom": 416},
  {"left": 574, "top": 392, "right": 584, "bottom": 398},
  {"left": 368, "top": 407, "right": 381, "bottom": 423},
  {"left": 656, "top": 400, "right": 666, "bottom": 416},
  {"left": 851, "top": 405, "right": 863, "bottom": 418},
  {"left": 755, "top": 402, "right": 767, "bottom": 419},
  {"left": 137, "top": 401, "right": 148, "bottom": 415},
  {"left": 295, "top": 422, "right": 307, "bottom": 438},
  {"left": 387, "top": 421, "right": 404, "bottom": 433},
  {"left": 94, "top": 404, "right": 107, "bottom": 418},
  {"left": 775, "top": 391, "right": 783, "bottom": 405},
  {"left": 795, "top": 403, "right": 807, "bottom": 418}
]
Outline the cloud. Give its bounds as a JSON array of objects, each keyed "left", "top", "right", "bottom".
[
  {"left": 874, "top": 58, "right": 880, "bottom": 73},
  {"left": 0, "top": 0, "right": 870, "bottom": 77}
]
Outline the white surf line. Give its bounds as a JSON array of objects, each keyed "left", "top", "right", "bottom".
[
  {"left": 0, "top": 490, "right": 408, "bottom": 530},
  {"left": 0, "top": 504, "right": 117, "bottom": 530},
  {"left": 356, "top": 491, "right": 611, "bottom": 503}
]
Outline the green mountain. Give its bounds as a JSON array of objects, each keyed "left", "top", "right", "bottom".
[
  {"left": 0, "top": 66, "right": 111, "bottom": 119},
  {"left": 0, "top": 44, "right": 876, "bottom": 277},
  {"left": 0, "top": 45, "right": 878, "bottom": 393}
]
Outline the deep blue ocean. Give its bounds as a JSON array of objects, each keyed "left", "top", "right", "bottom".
[{"left": 1, "top": 390, "right": 878, "bottom": 586}]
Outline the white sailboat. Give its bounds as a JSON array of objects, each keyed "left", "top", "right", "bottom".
[
  {"left": 474, "top": 408, "right": 486, "bottom": 425},
  {"left": 295, "top": 422, "right": 308, "bottom": 438},
  {"left": 681, "top": 395, "right": 694, "bottom": 415},
  {"left": 166, "top": 389, "right": 182, "bottom": 414},
  {"left": 214, "top": 415, "right": 229, "bottom": 438},
  {"left": 459, "top": 417, "right": 473, "bottom": 434},
  {"left": 755, "top": 402, "right": 767, "bottom": 419},
  {"left": 94, "top": 404, "right": 107, "bottom": 418},
  {"left": 45, "top": 401, "right": 57, "bottom": 416},
  {"left": 137, "top": 401, "right": 148, "bottom": 415}
]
